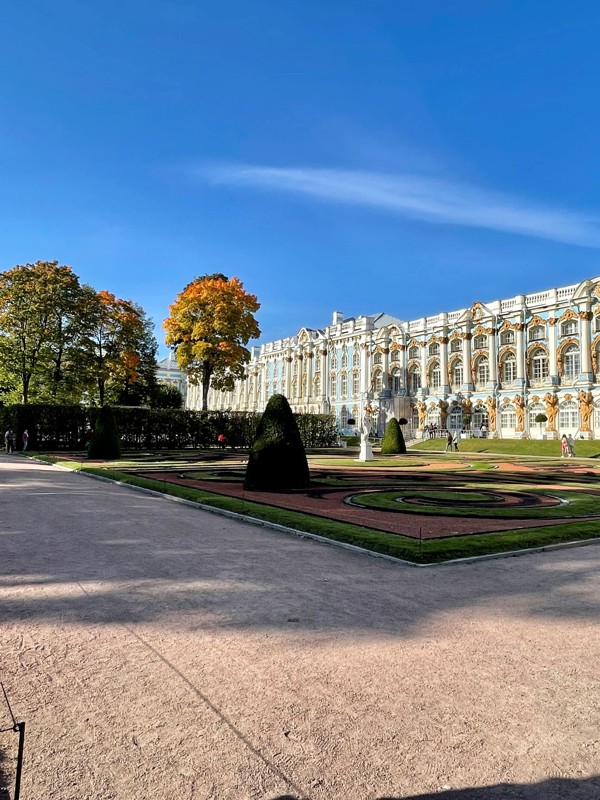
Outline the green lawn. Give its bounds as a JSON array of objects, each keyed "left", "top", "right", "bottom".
[
  {"left": 351, "top": 488, "right": 600, "bottom": 518},
  {"left": 411, "top": 438, "right": 600, "bottom": 458}
]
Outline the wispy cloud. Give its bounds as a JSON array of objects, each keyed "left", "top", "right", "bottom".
[{"left": 200, "top": 164, "right": 600, "bottom": 248}]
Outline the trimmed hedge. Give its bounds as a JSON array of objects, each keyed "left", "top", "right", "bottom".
[
  {"left": 381, "top": 417, "right": 407, "bottom": 455},
  {"left": 0, "top": 403, "right": 338, "bottom": 451},
  {"left": 88, "top": 406, "right": 121, "bottom": 459},
  {"left": 244, "top": 394, "right": 310, "bottom": 491}
]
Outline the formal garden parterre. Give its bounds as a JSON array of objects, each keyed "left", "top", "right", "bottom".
[{"left": 32, "top": 444, "right": 600, "bottom": 565}]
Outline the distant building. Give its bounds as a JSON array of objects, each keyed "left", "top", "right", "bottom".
[
  {"left": 156, "top": 353, "right": 186, "bottom": 397},
  {"left": 185, "top": 277, "right": 600, "bottom": 440}
]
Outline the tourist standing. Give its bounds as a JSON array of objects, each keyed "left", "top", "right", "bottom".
[
  {"left": 22, "top": 429, "right": 29, "bottom": 451},
  {"left": 423, "top": 424, "right": 429, "bottom": 440},
  {"left": 445, "top": 431, "right": 453, "bottom": 452},
  {"left": 452, "top": 430, "right": 460, "bottom": 451},
  {"left": 567, "top": 434, "right": 575, "bottom": 458},
  {"left": 561, "top": 434, "right": 568, "bottom": 458},
  {"left": 4, "top": 430, "right": 14, "bottom": 454}
]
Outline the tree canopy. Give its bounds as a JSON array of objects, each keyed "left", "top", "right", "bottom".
[
  {"left": 0, "top": 260, "right": 158, "bottom": 405},
  {"left": 164, "top": 273, "right": 260, "bottom": 410}
]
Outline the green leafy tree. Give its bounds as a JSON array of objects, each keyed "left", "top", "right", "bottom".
[
  {"left": 381, "top": 417, "right": 407, "bottom": 454},
  {"left": 244, "top": 393, "right": 310, "bottom": 491},
  {"left": 0, "top": 261, "right": 82, "bottom": 403},
  {"left": 164, "top": 273, "right": 260, "bottom": 410},
  {"left": 151, "top": 384, "right": 184, "bottom": 409}
]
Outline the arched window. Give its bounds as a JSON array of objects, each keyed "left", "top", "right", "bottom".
[
  {"left": 562, "top": 320, "right": 578, "bottom": 337},
  {"left": 449, "top": 404, "right": 462, "bottom": 429},
  {"left": 473, "top": 406, "right": 489, "bottom": 430},
  {"left": 352, "top": 349, "right": 360, "bottom": 368},
  {"left": 352, "top": 372, "right": 360, "bottom": 396},
  {"left": 450, "top": 338, "right": 462, "bottom": 353},
  {"left": 373, "top": 370, "right": 383, "bottom": 393},
  {"left": 559, "top": 401, "right": 579, "bottom": 429},
  {"left": 408, "top": 366, "right": 421, "bottom": 393},
  {"left": 341, "top": 349, "right": 348, "bottom": 369},
  {"left": 475, "top": 356, "right": 489, "bottom": 387},
  {"left": 530, "top": 348, "right": 549, "bottom": 382},
  {"left": 341, "top": 405, "right": 349, "bottom": 427},
  {"left": 451, "top": 361, "right": 463, "bottom": 390},
  {"left": 330, "top": 353, "right": 338, "bottom": 371},
  {"left": 390, "top": 349, "right": 400, "bottom": 363},
  {"left": 373, "top": 352, "right": 382, "bottom": 365},
  {"left": 391, "top": 368, "right": 402, "bottom": 393},
  {"left": 408, "top": 345, "right": 420, "bottom": 360},
  {"left": 528, "top": 325, "right": 546, "bottom": 341},
  {"left": 473, "top": 334, "right": 487, "bottom": 350},
  {"left": 429, "top": 360, "right": 441, "bottom": 388},
  {"left": 501, "top": 354, "right": 517, "bottom": 385},
  {"left": 500, "top": 405, "right": 516, "bottom": 429},
  {"left": 501, "top": 330, "right": 515, "bottom": 345},
  {"left": 595, "top": 316, "right": 600, "bottom": 333},
  {"left": 563, "top": 345, "right": 580, "bottom": 380},
  {"left": 427, "top": 407, "right": 440, "bottom": 427},
  {"left": 528, "top": 402, "right": 546, "bottom": 431},
  {"left": 313, "top": 373, "right": 321, "bottom": 394},
  {"left": 429, "top": 342, "right": 439, "bottom": 357},
  {"left": 330, "top": 374, "right": 337, "bottom": 397},
  {"left": 341, "top": 373, "right": 348, "bottom": 396}
]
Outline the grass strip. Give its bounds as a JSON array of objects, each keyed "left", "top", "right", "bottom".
[
  {"left": 39, "top": 458, "right": 599, "bottom": 564},
  {"left": 411, "top": 439, "right": 600, "bottom": 458}
]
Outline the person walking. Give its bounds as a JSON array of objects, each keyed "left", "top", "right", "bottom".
[
  {"left": 561, "top": 434, "right": 568, "bottom": 458},
  {"left": 4, "top": 429, "right": 14, "bottom": 454},
  {"left": 217, "top": 433, "right": 226, "bottom": 450},
  {"left": 452, "top": 430, "right": 460, "bottom": 451},
  {"left": 567, "top": 434, "right": 575, "bottom": 458},
  {"left": 445, "top": 430, "right": 453, "bottom": 452},
  {"left": 22, "top": 429, "right": 29, "bottom": 452}
]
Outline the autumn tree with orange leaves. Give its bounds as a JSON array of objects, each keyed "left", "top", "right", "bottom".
[{"left": 164, "top": 274, "right": 260, "bottom": 410}]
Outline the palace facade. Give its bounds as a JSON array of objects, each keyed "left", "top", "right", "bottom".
[{"left": 186, "top": 276, "right": 600, "bottom": 439}]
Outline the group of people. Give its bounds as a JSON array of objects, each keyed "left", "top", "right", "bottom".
[
  {"left": 560, "top": 433, "right": 576, "bottom": 458},
  {"left": 423, "top": 424, "right": 439, "bottom": 439},
  {"left": 4, "top": 429, "right": 28, "bottom": 454},
  {"left": 445, "top": 430, "right": 460, "bottom": 452}
]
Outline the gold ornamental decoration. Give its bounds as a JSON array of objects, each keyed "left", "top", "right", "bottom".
[
  {"left": 544, "top": 393, "right": 559, "bottom": 431},
  {"left": 578, "top": 390, "right": 593, "bottom": 431},
  {"left": 514, "top": 395, "right": 525, "bottom": 432}
]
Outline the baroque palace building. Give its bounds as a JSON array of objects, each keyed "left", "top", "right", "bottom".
[{"left": 186, "top": 276, "right": 600, "bottom": 440}]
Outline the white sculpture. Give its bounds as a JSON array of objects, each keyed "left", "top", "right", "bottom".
[{"left": 358, "top": 409, "right": 374, "bottom": 462}]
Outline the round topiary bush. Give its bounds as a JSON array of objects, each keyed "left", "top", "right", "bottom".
[
  {"left": 380, "top": 417, "right": 407, "bottom": 455},
  {"left": 87, "top": 405, "right": 121, "bottom": 460},
  {"left": 244, "top": 394, "right": 310, "bottom": 491}
]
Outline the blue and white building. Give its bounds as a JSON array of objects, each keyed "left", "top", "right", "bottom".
[{"left": 186, "top": 277, "right": 600, "bottom": 439}]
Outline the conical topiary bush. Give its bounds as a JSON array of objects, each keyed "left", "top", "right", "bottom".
[
  {"left": 87, "top": 405, "right": 121, "bottom": 460},
  {"left": 380, "top": 417, "right": 406, "bottom": 455},
  {"left": 244, "top": 394, "right": 310, "bottom": 491}
]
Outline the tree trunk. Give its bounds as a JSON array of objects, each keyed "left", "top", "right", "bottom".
[
  {"left": 201, "top": 363, "right": 212, "bottom": 411},
  {"left": 98, "top": 378, "right": 105, "bottom": 406},
  {"left": 22, "top": 373, "right": 30, "bottom": 404}
]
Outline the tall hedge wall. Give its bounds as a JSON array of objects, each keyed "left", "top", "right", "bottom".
[{"left": 0, "top": 404, "right": 338, "bottom": 451}]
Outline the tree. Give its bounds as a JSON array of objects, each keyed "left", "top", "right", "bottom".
[
  {"left": 381, "top": 417, "right": 407, "bottom": 454},
  {"left": 87, "top": 405, "right": 121, "bottom": 459},
  {"left": 151, "top": 384, "right": 184, "bottom": 409},
  {"left": 0, "top": 261, "right": 83, "bottom": 403},
  {"left": 244, "top": 394, "right": 310, "bottom": 491},
  {"left": 80, "top": 289, "right": 158, "bottom": 406},
  {"left": 164, "top": 274, "right": 260, "bottom": 410}
]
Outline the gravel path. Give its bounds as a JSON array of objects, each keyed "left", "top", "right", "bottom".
[{"left": 0, "top": 457, "right": 599, "bottom": 799}]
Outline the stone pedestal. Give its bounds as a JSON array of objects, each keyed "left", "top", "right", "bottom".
[{"left": 358, "top": 441, "right": 374, "bottom": 461}]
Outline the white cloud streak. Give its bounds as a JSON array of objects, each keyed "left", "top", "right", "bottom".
[{"left": 200, "top": 164, "right": 600, "bottom": 248}]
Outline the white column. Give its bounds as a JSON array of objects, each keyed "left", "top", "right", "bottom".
[
  {"left": 284, "top": 352, "right": 292, "bottom": 398},
  {"left": 462, "top": 330, "right": 473, "bottom": 391},
  {"left": 381, "top": 336, "right": 390, "bottom": 391},
  {"left": 360, "top": 338, "right": 370, "bottom": 393},
  {"left": 320, "top": 344, "right": 328, "bottom": 400},
  {"left": 420, "top": 342, "right": 428, "bottom": 391},
  {"left": 580, "top": 303, "right": 592, "bottom": 379},
  {"left": 488, "top": 329, "right": 497, "bottom": 387},
  {"left": 440, "top": 335, "right": 449, "bottom": 393},
  {"left": 516, "top": 324, "right": 525, "bottom": 385},
  {"left": 548, "top": 320, "right": 558, "bottom": 384},
  {"left": 305, "top": 346, "right": 314, "bottom": 402}
]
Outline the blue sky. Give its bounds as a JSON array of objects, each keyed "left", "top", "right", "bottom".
[{"left": 2, "top": 2, "right": 600, "bottom": 355}]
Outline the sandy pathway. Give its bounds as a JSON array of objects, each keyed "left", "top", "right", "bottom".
[{"left": 0, "top": 457, "right": 599, "bottom": 799}]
